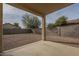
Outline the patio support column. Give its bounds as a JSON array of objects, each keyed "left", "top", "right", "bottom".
[
  {"left": 0, "top": 4, "right": 2, "bottom": 55},
  {"left": 42, "top": 16, "right": 46, "bottom": 41}
]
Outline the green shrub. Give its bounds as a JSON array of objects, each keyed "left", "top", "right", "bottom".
[
  {"left": 47, "top": 16, "right": 67, "bottom": 30},
  {"left": 47, "top": 23, "right": 56, "bottom": 30},
  {"left": 55, "top": 16, "right": 67, "bottom": 26}
]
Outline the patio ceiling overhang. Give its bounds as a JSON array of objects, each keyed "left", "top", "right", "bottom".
[{"left": 8, "top": 3, "right": 73, "bottom": 17}]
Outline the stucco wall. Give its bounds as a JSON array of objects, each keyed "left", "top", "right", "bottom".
[{"left": 0, "top": 3, "right": 2, "bottom": 54}]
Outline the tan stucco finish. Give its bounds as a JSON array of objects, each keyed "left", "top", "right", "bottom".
[
  {"left": 9, "top": 3, "right": 72, "bottom": 16},
  {"left": 0, "top": 3, "right": 2, "bottom": 54}
]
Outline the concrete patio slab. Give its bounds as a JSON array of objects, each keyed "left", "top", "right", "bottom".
[{"left": 3, "top": 41, "right": 79, "bottom": 56}]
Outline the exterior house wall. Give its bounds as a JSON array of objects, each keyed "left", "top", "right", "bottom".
[{"left": 0, "top": 4, "right": 2, "bottom": 55}]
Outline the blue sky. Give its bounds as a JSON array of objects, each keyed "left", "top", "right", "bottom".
[
  {"left": 46, "top": 3, "right": 79, "bottom": 24},
  {"left": 3, "top": 3, "right": 79, "bottom": 28}
]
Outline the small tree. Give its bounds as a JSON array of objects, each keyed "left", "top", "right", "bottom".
[
  {"left": 14, "top": 23, "right": 21, "bottom": 29},
  {"left": 55, "top": 16, "right": 67, "bottom": 36},
  {"left": 55, "top": 16, "right": 67, "bottom": 26},
  {"left": 22, "top": 15, "right": 41, "bottom": 33},
  {"left": 14, "top": 23, "right": 19, "bottom": 27},
  {"left": 47, "top": 16, "right": 67, "bottom": 36},
  {"left": 47, "top": 23, "right": 56, "bottom": 30}
]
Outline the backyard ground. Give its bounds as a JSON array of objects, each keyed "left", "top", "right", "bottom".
[
  {"left": 3, "top": 34, "right": 41, "bottom": 50},
  {"left": 3, "top": 33, "right": 79, "bottom": 51}
]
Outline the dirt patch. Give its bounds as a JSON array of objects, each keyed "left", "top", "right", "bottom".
[{"left": 3, "top": 34, "right": 41, "bottom": 50}]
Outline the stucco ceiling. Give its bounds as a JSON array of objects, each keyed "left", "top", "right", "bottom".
[{"left": 9, "top": 3, "right": 73, "bottom": 16}]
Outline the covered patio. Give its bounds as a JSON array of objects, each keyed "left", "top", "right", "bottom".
[
  {"left": 2, "top": 3, "right": 79, "bottom": 55},
  {"left": 8, "top": 3, "right": 72, "bottom": 41}
]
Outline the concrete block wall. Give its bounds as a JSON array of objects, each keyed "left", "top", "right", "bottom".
[{"left": 61, "top": 24, "right": 79, "bottom": 39}]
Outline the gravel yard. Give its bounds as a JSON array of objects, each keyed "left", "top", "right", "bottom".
[{"left": 3, "top": 34, "right": 41, "bottom": 50}]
